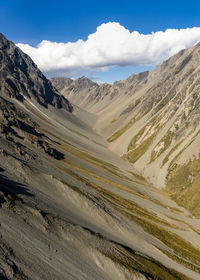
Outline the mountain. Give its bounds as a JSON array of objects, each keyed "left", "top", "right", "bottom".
[
  {"left": 1, "top": 33, "right": 200, "bottom": 280},
  {"left": 51, "top": 42, "right": 200, "bottom": 218},
  {"left": 0, "top": 33, "right": 73, "bottom": 111},
  {"left": 51, "top": 76, "right": 99, "bottom": 106}
]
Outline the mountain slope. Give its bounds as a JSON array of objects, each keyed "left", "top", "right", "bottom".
[
  {"left": 0, "top": 33, "right": 73, "bottom": 111},
  {"left": 1, "top": 33, "right": 200, "bottom": 280},
  {"left": 52, "top": 42, "right": 200, "bottom": 217}
]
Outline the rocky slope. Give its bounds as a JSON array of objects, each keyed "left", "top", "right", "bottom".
[
  {"left": 1, "top": 33, "right": 200, "bottom": 280},
  {"left": 0, "top": 33, "right": 73, "bottom": 111},
  {"left": 51, "top": 42, "right": 200, "bottom": 218}
]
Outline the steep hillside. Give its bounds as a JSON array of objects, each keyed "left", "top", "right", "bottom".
[
  {"left": 52, "top": 42, "right": 200, "bottom": 217},
  {"left": 1, "top": 33, "right": 200, "bottom": 280},
  {"left": 0, "top": 33, "right": 73, "bottom": 111}
]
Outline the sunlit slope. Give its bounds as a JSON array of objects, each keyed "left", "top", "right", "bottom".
[{"left": 52, "top": 42, "right": 200, "bottom": 217}]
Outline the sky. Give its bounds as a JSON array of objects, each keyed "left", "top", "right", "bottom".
[{"left": 1, "top": 0, "right": 200, "bottom": 83}]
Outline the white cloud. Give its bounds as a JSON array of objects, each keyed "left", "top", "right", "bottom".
[{"left": 16, "top": 22, "right": 200, "bottom": 76}]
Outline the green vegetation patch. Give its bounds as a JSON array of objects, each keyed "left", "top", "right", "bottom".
[
  {"left": 107, "top": 117, "right": 140, "bottom": 142},
  {"left": 127, "top": 132, "right": 157, "bottom": 163},
  {"left": 134, "top": 97, "right": 141, "bottom": 107},
  {"left": 104, "top": 244, "right": 192, "bottom": 280},
  {"left": 126, "top": 116, "right": 164, "bottom": 164},
  {"left": 110, "top": 116, "right": 120, "bottom": 124},
  {"left": 150, "top": 130, "right": 174, "bottom": 162},
  {"left": 162, "top": 139, "right": 184, "bottom": 166},
  {"left": 166, "top": 155, "right": 200, "bottom": 218},
  {"left": 117, "top": 208, "right": 200, "bottom": 273}
]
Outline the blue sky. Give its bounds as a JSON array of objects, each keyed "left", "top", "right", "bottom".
[{"left": 1, "top": 0, "right": 200, "bottom": 83}]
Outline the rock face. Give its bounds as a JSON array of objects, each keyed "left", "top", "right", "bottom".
[
  {"left": 0, "top": 33, "right": 73, "bottom": 111},
  {"left": 52, "top": 42, "right": 200, "bottom": 217},
  {"left": 1, "top": 33, "right": 200, "bottom": 280},
  {"left": 50, "top": 72, "right": 150, "bottom": 111},
  {"left": 51, "top": 76, "right": 100, "bottom": 107}
]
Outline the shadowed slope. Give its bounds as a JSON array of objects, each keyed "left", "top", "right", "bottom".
[{"left": 0, "top": 33, "right": 73, "bottom": 111}]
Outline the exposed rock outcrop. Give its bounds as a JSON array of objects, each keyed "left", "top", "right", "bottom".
[{"left": 0, "top": 33, "right": 73, "bottom": 111}]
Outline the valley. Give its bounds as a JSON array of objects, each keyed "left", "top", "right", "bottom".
[
  {"left": 51, "top": 43, "right": 200, "bottom": 218},
  {"left": 0, "top": 33, "right": 200, "bottom": 280}
]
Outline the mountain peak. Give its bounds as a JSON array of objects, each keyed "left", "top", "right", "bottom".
[
  {"left": 0, "top": 33, "right": 73, "bottom": 111},
  {"left": 76, "top": 76, "right": 97, "bottom": 86},
  {"left": 0, "top": 32, "right": 13, "bottom": 51},
  {"left": 0, "top": 32, "right": 8, "bottom": 41}
]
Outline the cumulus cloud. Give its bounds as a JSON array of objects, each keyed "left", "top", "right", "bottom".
[{"left": 17, "top": 22, "right": 200, "bottom": 76}]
